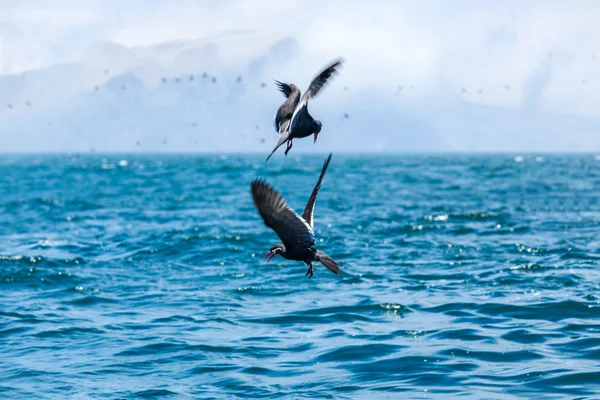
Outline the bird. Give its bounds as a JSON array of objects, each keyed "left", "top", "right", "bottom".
[
  {"left": 266, "top": 58, "right": 343, "bottom": 161},
  {"left": 251, "top": 153, "right": 340, "bottom": 278}
]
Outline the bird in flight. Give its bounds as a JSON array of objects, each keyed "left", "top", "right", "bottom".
[
  {"left": 266, "top": 58, "right": 343, "bottom": 161},
  {"left": 251, "top": 153, "right": 340, "bottom": 278}
]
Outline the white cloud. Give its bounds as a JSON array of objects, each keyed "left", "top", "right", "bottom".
[{"left": 1, "top": 0, "right": 600, "bottom": 151}]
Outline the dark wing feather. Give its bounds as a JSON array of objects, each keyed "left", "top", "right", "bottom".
[
  {"left": 302, "top": 153, "right": 332, "bottom": 227},
  {"left": 274, "top": 80, "right": 294, "bottom": 98},
  {"left": 251, "top": 179, "right": 315, "bottom": 249},
  {"left": 301, "top": 58, "right": 344, "bottom": 103},
  {"left": 290, "top": 58, "right": 343, "bottom": 128}
]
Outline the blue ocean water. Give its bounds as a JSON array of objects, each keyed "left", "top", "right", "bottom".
[{"left": 1, "top": 154, "right": 599, "bottom": 399}]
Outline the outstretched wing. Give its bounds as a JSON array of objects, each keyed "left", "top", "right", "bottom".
[
  {"left": 302, "top": 153, "right": 332, "bottom": 227},
  {"left": 274, "top": 80, "right": 294, "bottom": 98},
  {"left": 301, "top": 58, "right": 344, "bottom": 104},
  {"left": 289, "top": 58, "right": 343, "bottom": 131},
  {"left": 251, "top": 179, "right": 315, "bottom": 249}
]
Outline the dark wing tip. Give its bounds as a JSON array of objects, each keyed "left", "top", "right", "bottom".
[
  {"left": 251, "top": 178, "right": 270, "bottom": 192},
  {"left": 329, "top": 57, "right": 345, "bottom": 69},
  {"left": 273, "top": 80, "right": 293, "bottom": 98},
  {"left": 303, "top": 59, "right": 345, "bottom": 101}
]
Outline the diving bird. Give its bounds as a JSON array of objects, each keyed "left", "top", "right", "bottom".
[
  {"left": 267, "top": 58, "right": 343, "bottom": 161},
  {"left": 251, "top": 153, "right": 340, "bottom": 278}
]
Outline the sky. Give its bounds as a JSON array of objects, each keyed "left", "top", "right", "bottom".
[{"left": 0, "top": 1, "right": 599, "bottom": 152}]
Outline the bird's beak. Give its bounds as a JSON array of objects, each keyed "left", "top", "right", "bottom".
[
  {"left": 313, "top": 132, "right": 319, "bottom": 144},
  {"left": 263, "top": 250, "right": 276, "bottom": 263}
]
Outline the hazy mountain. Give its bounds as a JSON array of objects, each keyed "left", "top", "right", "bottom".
[{"left": 0, "top": 30, "right": 598, "bottom": 153}]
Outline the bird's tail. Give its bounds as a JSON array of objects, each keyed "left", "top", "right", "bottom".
[
  {"left": 266, "top": 131, "right": 290, "bottom": 161},
  {"left": 315, "top": 250, "right": 340, "bottom": 275}
]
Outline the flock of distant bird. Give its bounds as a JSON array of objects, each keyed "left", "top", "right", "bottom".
[
  {"left": 3, "top": 51, "right": 598, "bottom": 151},
  {"left": 252, "top": 59, "right": 344, "bottom": 278}
]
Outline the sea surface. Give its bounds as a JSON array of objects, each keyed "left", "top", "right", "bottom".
[{"left": 1, "top": 154, "right": 599, "bottom": 399}]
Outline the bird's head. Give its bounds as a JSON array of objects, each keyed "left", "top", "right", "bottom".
[
  {"left": 264, "top": 244, "right": 286, "bottom": 263},
  {"left": 289, "top": 83, "right": 299, "bottom": 91}
]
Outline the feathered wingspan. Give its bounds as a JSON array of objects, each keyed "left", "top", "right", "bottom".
[
  {"left": 251, "top": 179, "right": 315, "bottom": 250},
  {"left": 301, "top": 58, "right": 344, "bottom": 104},
  {"left": 302, "top": 153, "right": 332, "bottom": 228},
  {"left": 289, "top": 58, "right": 343, "bottom": 131}
]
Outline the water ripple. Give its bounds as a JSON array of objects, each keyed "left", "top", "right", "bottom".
[{"left": 1, "top": 154, "right": 599, "bottom": 398}]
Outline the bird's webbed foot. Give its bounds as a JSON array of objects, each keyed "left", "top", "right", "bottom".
[
  {"left": 305, "top": 263, "right": 313, "bottom": 278},
  {"left": 284, "top": 139, "right": 293, "bottom": 156}
]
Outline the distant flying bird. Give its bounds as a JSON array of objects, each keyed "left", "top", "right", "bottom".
[
  {"left": 136, "top": 140, "right": 141, "bottom": 147},
  {"left": 343, "top": 112, "right": 350, "bottom": 119},
  {"left": 94, "top": 85, "right": 100, "bottom": 92},
  {"left": 251, "top": 153, "right": 340, "bottom": 278},
  {"left": 260, "top": 82, "right": 267, "bottom": 88},
  {"left": 104, "top": 69, "right": 109, "bottom": 75},
  {"left": 122, "top": 85, "right": 126, "bottom": 91},
  {"left": 260, "top": 138, "right": 266, "bottom": 144},
  {"left": 189, "top": 75, "right": 194, "bottom": 81},
  {"left": 266, "top": 58, "right": 343, "bottom": 161},
  {"left": 175, "top": 78, "right": 180, "bottom": 83},
  {"left": 505, "top": 84, "right": 510, "bottom": 90},
  {"left": 461, "top": 87, "right": 467, "bottom": 94},
  {"left": 478, "top": 88, "right": 483, "bottom": 94},
  {"left": 212, "top": 77, "right": 217, "bottom": 83},
  {"left": 7, "top": 103, "right": 13, "bottom": 109},
  {"left": 593, "top": 54, "right": 597, "bottom": 62},
  {"left": 202, "top": 72, "right": 208, "bottom": 79},
  {"left": 161, "top": 77, "right": 167, "bottom": 83},
  {"left": 583, "top": 79, "right": 588, "bottom": 84},
  {"left": 26, "top": 101, "right": 31, "bottom": 107},
  {"left": 236, "top": 76, "right": 242, "bottom": 83}
]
